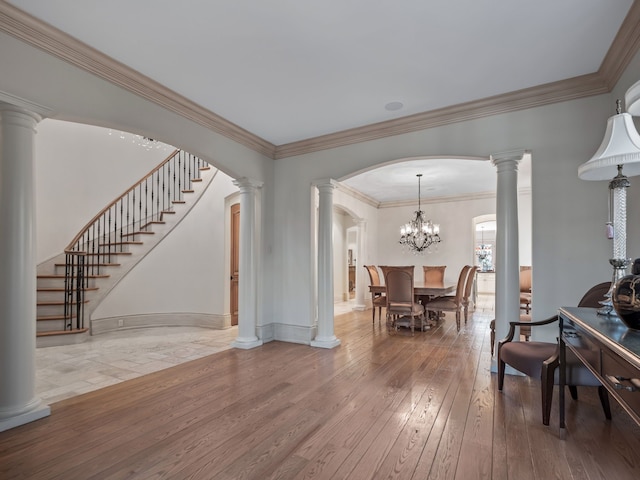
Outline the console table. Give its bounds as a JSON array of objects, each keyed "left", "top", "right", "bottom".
[{"left": 559, "top": 307, "right": 640, "bottom": 428}]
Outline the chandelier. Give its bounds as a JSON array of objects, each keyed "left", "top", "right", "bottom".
[
  {"left": 475, "top": 227, "right": 492, "bottom": 272},
  {"left": 399, "top": 174, "right": 441, "bottom": 253}
]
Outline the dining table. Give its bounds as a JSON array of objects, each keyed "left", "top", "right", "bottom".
[
  {"left": 368, "top": 281, "right": 456, "bottom": 325},
  {"left": 368, "top": 282, "right": 455, "bottom": 298}
]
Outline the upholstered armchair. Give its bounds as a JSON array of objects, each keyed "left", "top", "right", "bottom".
[
  {"left": 497, "top": 282, "right": 612, "bottom": 425},
  {"left": 423, "top": 265, "right": 446, "bottom": 285}
]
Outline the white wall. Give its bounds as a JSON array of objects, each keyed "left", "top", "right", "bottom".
[
  {"left": 33, "top": 119, "right": 238, "bottom": 322},
  {"left": 272, "top": 90, "right": 638, "bottom": 341},
  {"left": 93, "top": 171, "right": 237, "bottom": 317},
  {"left": 35, "top": 119, "right": 171, "bottom": 262}
]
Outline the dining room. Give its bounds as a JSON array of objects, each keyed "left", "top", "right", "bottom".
[{"left": 331, "top": 157, "right": 532, "bottom": 334}]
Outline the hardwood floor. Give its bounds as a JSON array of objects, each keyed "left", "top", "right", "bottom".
[{"left": 2, "top": 307, "right": 640, "bottom": 479}]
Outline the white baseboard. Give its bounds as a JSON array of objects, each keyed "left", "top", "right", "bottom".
[{"left": 90, "top": 313, "right": 232, "bottom": 335}]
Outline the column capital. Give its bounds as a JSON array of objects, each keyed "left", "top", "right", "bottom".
[
  {"left": 233, "top": 177, "right": 263, "bottom": 191},
  {"left": 0, "top": 102, "right": 42, "bottom": 130},
  {"left": 490, "top": 149, "right": 527, "bottom": 168},
  {"left": 312, "top": 178, "right": 338, "bottom": 190}
]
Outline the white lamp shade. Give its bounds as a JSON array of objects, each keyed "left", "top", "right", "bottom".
[{"left": 578, "top": 112, "right": 640, "bottom": 180}]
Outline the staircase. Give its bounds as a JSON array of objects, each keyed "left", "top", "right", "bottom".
[{"left": 36, "top": 150, "right": 213, "bottom": 347}]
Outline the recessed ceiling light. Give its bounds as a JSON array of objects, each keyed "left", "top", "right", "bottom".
[{"left": 385, "top": 101, "right": 404, "bottom": 111}]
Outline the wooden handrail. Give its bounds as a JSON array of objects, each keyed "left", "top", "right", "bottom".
[{"left": 64, "top": 149, "right": 179, "bottom": 254}]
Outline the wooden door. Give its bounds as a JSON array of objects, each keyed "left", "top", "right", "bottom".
[{"left": 230, "top": 203, "right": 240, "bottom": 326}]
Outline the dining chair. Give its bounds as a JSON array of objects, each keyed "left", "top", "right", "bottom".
[
  {"left": 423, "top": 265, "right": 472, "bottom": 332},
  {"left": 363, "top": 265, "right": 386, "bottom": 324},
  {"left": 497, "top": 282, "right": 612, "bottom": 426},
  {"left": 519, "top": 267, "right": 532, "bottom": 313},
  {"left": 423, "top": 265, "right": 446, "bottom": 285},
  {"left": 380, "top": 265, "right": 425, "bottom": 334},
  {"left": 462, "top": 265, "right": 479, "bottom": 324}
]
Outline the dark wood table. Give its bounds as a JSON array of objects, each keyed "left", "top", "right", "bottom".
[{"left": 559, "top": 306, "right": 640, "bottom": 428}]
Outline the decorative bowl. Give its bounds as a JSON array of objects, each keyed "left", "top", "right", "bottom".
[{"left": 612, "top": 274, "right": 640, "bottom": 330}]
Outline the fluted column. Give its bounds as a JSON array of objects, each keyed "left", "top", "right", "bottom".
[
  {"left": 353, "top": 219, "right": 366, "bottom": 311},
  {"left": 0, "top": 103, "right": 50, "bottom": 432},
  {"left": 311, "top": 179, "right": 341, "bottom": 348},
  {"left": 231, "top": 177, "right": 263, "bottom": 350},
  {"left": 490, "top": 150, "right": 524, "bottom": 370}
]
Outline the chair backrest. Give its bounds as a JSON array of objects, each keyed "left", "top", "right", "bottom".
[
  {"left": 463, "top": 265, "right": 478, "bottom": 300},
  {"left": 519, "top": 268, "right": 532, "bottom": 293},
  {"left": 578, "top": 282, "right": 610, "bottom": 308},
  {"left": 380, "top": 266, "right": 415, "bottom": 307},
  {"left": 364, "top": 265, "right": 381, "bottom": 286},
  {"left": 423, "top": 265, "right": 446, "bottom": 285},
  {"left": 454, "top": 265, "right": 472, "bottom": 303}
]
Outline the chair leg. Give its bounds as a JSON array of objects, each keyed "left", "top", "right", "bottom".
[
  {"left": 497, "top": 357, "right": 505, "bottom": 391},
  {"left": 455, "top": 310, "right": 460, "bottom": 332},
  {"left": 372, "top": 306, "right": 375, "bottom": 324},
  {"left": 568, "top": 385, "right": 578, "bottom": 400},
  {"left": 598, "top": 385, "right": 612, "bottom": 420},
  {"left": 541, "top": 353, "right": 559, "bottom": 426},
  {"left": 490, "top": 320, "right": 495, "bottom": 357}
]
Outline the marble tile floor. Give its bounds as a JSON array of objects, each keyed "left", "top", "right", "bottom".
[
  {"left": 36, "top": 325, "right": 239, "bottom": 405},
  {"left": 36, "top": 294, "right": 495, "bottom": 406}
]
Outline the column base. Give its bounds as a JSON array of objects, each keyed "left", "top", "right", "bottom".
[
  {"left": 310, "top": 336, "right": 341, "bottom": 349},
  {"left": 353, "top": 304, "right": 366, "bottom": 311},
  {"left": 231, "top": 337, "right": 263, "bottom": 350},
  {"left": 0, "top": 401, "right": 50, "bottom": 433}
]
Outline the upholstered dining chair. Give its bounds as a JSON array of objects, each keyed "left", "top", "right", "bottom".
[
  {"left": 423, "top": 265, "right": 472, "bottom": 332},
  {"left": 380, "top": 265, "right": 425, "bottom": 334},
  {"left": 497, "top": 282, "right": 612, "bottom": 426},
  {"left": 364, "top": 265, "right": 386, "bottom": 324},
  {"left": 462, "top": 266, "right": 479, "bottom": 325},
  {"left": 519, "top": 267, "right": 532, "bottom": 313},
  {"left": 423, "top": 265, "right": 446, "bottom": 285}
]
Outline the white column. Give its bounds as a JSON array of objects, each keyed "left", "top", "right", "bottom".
[
  {"left": 0, "top": 103, "right": 50, "bottom": 432},
  {"left": 353, "top": 219, "right": 366, "bottom": 311},
  {"left": 231, "top": 177, "right": 263, "bottom": 350},
  {"left": 490, "top": 150, "right": 524, "bottom": 372},
  {"left": 311, "top": 180, "right": 341, "bottom": 348}
]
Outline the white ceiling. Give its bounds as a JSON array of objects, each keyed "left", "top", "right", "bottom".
[{"left": 5, "top": 0, "right": 631, "bottom": 202}]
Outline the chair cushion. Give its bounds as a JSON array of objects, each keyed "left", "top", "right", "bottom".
[
  {"left": 501, "top": 341, "right": 601, "bottom": 385},
  {"left": 424, "top": 296, "right": 457, "bottom": 310},
  {"left": 372, "top": 295, "right": 386, "bottom": 307},
  {"left": 500, "top": 341, "right": 557, "bottom": 378}
]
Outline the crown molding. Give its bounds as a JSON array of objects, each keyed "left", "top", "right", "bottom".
[
  {"left": 0, "top": 2, "right": 276, "bottom": 158},
  {"left": 274, "top": 73, "right": 609, "bottom": 159},
  {"left": 336, "top": 183, "right": 380, "bottom": 208},
  {"left": 599, "top": 0, "right": 640, "bottom": 90},
  {"left": 1, "top": 1, "right": 639, "bottom": 160}
]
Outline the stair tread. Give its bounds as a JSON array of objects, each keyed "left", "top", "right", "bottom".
[
  {"left": 98, "top": 241, "right": 143, "bottom": 246},
  {"left": 38, "top": 274, "right": 110, "bottom": 279},
  {"left": 37, "top": 328, "right": 88, "bottom": 337},
  {"left": 37, "top": 287, "right": 99, "bottom": 292}
]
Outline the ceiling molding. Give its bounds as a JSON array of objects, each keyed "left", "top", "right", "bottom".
[
  {"left": 0, "top": 2, "right": 277, "bottom": 158},
  {"left": 274, "top": 73, "right": 609, "bottom": 159},
  {"left": 1, "top": 2, "right": 639, "bottom": 160},
  {"left": 336, "top": 183, "right": 380, "bottom": 208},
  {"left": 599, "top": 0, "right": 640, "bottom": 90}
]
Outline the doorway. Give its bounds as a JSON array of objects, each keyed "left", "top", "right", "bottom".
[{"left": 230, "top": 203, "right": 240, "bottom": 326}]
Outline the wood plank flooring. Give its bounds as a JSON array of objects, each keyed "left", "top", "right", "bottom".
[{"left": 1, "top": 308, "right": 640, "bottom": 479}]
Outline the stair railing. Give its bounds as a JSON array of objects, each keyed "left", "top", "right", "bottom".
[{"left": 63, "top": 149, "right": 210, "bottom": 330}]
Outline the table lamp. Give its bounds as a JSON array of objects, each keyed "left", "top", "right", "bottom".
[{"left": 578, "top": 99, "right": 640, "bottom": 315}]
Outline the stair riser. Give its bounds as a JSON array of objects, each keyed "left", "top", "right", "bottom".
[
  {"left": 37, "top": 319, "right": 72, "bottom": 332},
  {"left": 37, "top": 277, "right": 100, "bottom": 289},
  {"left": 37, "top": 304, "right": 66, "bottom": 317},
  {"left": 37, "top": 291, "right": 65, "bottom": 302}
]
